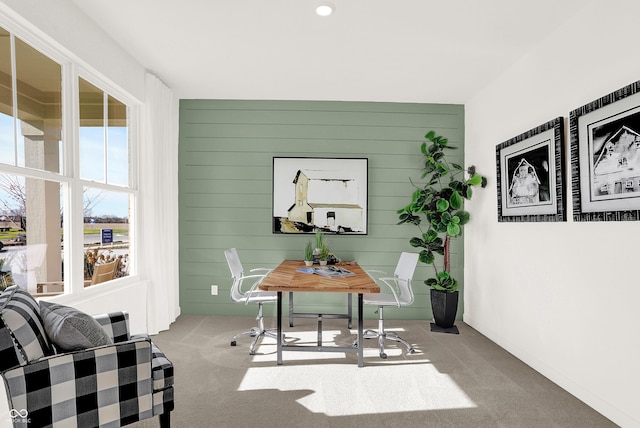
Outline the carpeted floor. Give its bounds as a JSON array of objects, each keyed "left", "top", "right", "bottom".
[{"left": 130, "top": 315, "right": 616, "bottom": 428}]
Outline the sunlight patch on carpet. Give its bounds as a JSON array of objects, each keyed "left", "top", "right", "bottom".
[{"left": 238, "top": 363, "right": 476, "bottom": 416}]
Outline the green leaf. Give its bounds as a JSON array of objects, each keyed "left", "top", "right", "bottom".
[
  {"left": 451, "top": 163, "right": 463, "bottom": 170},
  {"left": 436, "top": 163, "right": 448, "bottom": 174},
  {"left": 449, "top": 180, "right": 463, "bottom": 192},
  {"left": 424, "top": 229, "right": 438, "bottom": 242},
  {"left": 421, "top": 142, "right": 428, "bottom": 155},
  {"left": 450, "top": 190, "right": 463, "bottom": 209},
  {"left": 451, "top": 215, "right": 460, "bottom": 224},
  {"left": 441, "top": 212, "right": 452, "bottom": 224},
  {"left": 447, "top": 222, "right": 461, "bottom": 237},
  {"left": 465, "top": 186, "right": 473, "bottom": 199},
  {"left": 409, "top": 237, "right": 425, "bottom": 248},
  {"left": 468, "top": 173, "right": 483, "bottom": 186},
  {"left": 456, "top": 210, "right": 470, "bottom": 225},
  {"left": 420, "top": 250, "right": 435, "bottom": 265},
  {"left": 436, "top": 198, "right": 449, "bottom": 212},
  {"left": 425, "top": 130, "right": 436, "bottom": 140}
]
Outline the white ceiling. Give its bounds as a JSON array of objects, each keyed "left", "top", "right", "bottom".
[{"left": 71, "top": 0, "right": 588, "bottom": 104}]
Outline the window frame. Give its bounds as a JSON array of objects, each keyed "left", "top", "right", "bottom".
[{"left": 0, "top": 18, "right": 140, "bottom": 296}]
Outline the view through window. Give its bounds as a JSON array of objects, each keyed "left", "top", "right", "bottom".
[{"left": 0, "top": 25, "right": 134, "bottom": 295}]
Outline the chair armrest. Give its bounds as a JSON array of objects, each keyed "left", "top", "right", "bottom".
[
  {"left": 378, "top": 277, "right": 402, "bottom": 307},
  {"left": 249, "top": 267, "right": 273, "bottom": 274},
  {"left": 2, "top": 338, "right": 154, "bottom": 427},
  {"left": 93, "top": 311, "right": 131, "bottom": 342},
  {"left": 238, "top": 274, "right": 270, "bottom": 304}
]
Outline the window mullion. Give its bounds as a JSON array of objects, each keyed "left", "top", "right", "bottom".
[
  {"left": 103, "top": 92, "right": 108, "bottom": 184},
  {"left": 10, "top": 33, "right": 17, "bottom": 166}
]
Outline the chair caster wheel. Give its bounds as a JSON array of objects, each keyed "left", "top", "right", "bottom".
[
  {"left": 230, "top": 341, "right": 236, "bottom": 347},
  {"left": 380, "top": 352, "right": 387, "bottom": 359},
  {"left": 408, "top": 348, "right": 415, "bottom": 354}
]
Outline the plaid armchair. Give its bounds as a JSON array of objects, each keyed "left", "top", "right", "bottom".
[{"left": 0, "top": 286, "right": 174, "bottom": 427}]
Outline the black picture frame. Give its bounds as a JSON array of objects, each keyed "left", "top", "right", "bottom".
[
  {"left": 496, "top": 117, "right": 566, "bottom": 222},
  {"left": 570, "top": 80, "right": 640, "bottom": 221},
  {"left": 272, "top": 157, "right": 368, "bottom": 234}
]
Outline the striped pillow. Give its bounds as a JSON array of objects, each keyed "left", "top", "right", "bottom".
[{"left": 0, "top": 286, "right": 52, "bottom": 370}]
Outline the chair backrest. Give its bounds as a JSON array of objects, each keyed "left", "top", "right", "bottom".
[
  {"left": 224, "top": 248, "right": 244, "bottom": 279},
  {"left": 224, "top": 248, "right": 245, "bottom": 302},
  {"left": 394, "top": 252, "right": 419, "bottom": 306},
  {"left": 91, "top": 260, "right": 118, "bottom": 285}
]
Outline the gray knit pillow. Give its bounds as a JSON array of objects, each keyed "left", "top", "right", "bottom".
[{"left": 39, "top": 301, "right": 112, "bottom": 352}]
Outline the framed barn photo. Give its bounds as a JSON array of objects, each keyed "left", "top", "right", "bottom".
[
  {"left": 272, "top": 157, "right": 368, "bottom": 234},
  {"left": 496, "top": 117, "right": 566, "bottom": 222},
  {"left": 570, "top": 80, "right": 640, "bottom": 221}
]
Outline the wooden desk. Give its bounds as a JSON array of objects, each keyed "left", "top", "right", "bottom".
[{"left": 259, "top": 260, "right": 379, "bottom": 367}]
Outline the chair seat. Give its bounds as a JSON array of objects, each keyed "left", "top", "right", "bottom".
[
  {"left": 363, "top": 292, "right": 400, "bottom": 306},
  {"left": 236, "top": 291, "right": 278, "bottom": 304}
]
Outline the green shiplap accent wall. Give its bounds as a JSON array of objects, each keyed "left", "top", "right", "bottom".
[{"left": 179, "top": 100, "right": 465, "bottom": 321}]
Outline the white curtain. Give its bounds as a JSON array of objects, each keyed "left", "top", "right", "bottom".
[{"left": 140, "top": 72, "right": 180, "bottom": 333}]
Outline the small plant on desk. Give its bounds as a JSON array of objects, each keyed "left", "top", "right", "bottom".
[
  {"left": 304, "top": 241, "right": 314, "bottom": 266},
  {"left": 318, "top": 242, "right": 330, "bottom": 266}
]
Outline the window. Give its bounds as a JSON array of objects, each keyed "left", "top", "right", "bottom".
[
  {"left": 0, "top": 24, "right": 136, "bottom": 295},
  {"left": 79, "top": 78, "right": 132, "bottom": 288}
]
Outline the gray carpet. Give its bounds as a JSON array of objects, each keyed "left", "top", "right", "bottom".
[{"left": 130, "top": 315, "right": 616, "bottom": 428}]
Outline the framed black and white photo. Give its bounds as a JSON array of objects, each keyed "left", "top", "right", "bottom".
[
  {"left": 272, "top": 157, "right": 368, "bottom": 234},
  {"left": 570, "top": 80, "right": 640, "bottom": 221},
  {"left": 496, "top": 117, "right": 566, "bottom": 222}
]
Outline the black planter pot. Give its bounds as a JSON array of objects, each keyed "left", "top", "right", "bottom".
[{"left": 430, "top": 289, "right": 459, "bottom": 328}]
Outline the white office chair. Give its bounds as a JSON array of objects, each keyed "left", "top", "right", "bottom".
[
  {"left": 224, "top": 248, "right": 279, "bottom": 355},
  {"left": 360, "top": 252, "right": 419, "bottom": 359}
]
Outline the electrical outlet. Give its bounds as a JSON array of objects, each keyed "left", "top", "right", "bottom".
[{"left": 210, "top": 285, "right": 218, "bottom": 295}]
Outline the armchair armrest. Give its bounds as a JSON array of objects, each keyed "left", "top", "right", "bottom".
[
  {"left": 2, "top": 337, "right": 154, "bottom": 427},
  {"left": 93, "top": 311, "right": 131, "bottom": 342}
]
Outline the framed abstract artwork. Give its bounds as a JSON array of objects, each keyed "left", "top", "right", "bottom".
[
  {"left": 570, "top": 80, "right": 640, "bottom": 221},
  {"left": 272, "top": 157, "right": 368, "bottom": 234},
  {"left": 496, "top": 117, "right": 566, "bottom": 222}
]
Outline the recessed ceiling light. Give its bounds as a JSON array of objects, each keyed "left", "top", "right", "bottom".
[{"left": 316, "top": 3, "right": 335, "bottom": 17}]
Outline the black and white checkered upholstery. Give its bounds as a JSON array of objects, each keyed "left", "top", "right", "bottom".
[
  {"left": 0, "top": 288, "right": 173, "bottom": 428},
  {"left": 94, "top": 312, "right": 131, "bottom": 343},
  {"left": 0, "top": 286, "right": 52, "bottom": 371}
]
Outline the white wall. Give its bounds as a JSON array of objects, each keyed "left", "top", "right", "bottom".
[
  {"left": 465, "top": 2, "right": 640, "bottom": 427},
  {"left": 0, "top": 0, "right": 144, "bottom": 100},
  {"left": 0, "top": 0, "right": 179, "bottom": 335}
]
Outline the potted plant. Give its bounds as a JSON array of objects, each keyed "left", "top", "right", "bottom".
[
  {"left": 318, "top": 241, "right": 330, "bottom": 266},
  {"left": 314, "top": 230, "right": 324, "bottom": 254},
  {"left": 304, "top": 241, "right": 314, "bottom": 266},
  {"left": 397, "top": 130, "right": 487, "bottom": 328}
]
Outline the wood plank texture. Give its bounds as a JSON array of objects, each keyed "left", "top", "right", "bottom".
[
  {"left": 259, "top": 261, "right": 380, "bottom": 294},
  {"left": 179, "top": 99, "right": 465, "bottom": 320}
]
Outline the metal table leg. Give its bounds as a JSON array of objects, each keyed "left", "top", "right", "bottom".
[
  {"left": 277, "top": 291, "right": 283, "bottom": 365},
  {"left": 358, "top": 293, "right": 363, "bottom": 367}
]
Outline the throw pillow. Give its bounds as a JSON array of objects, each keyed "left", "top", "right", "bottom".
[
  {"left": 39, "top": 301, "right": 112, "bottom": 352},
  {"left": 0, "top": 286, "right": 53, "bottom": 370}
]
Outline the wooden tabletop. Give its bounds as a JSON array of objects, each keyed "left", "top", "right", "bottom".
[{"left": 259, "top": 260, "right": 380, "bottom": 294}]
